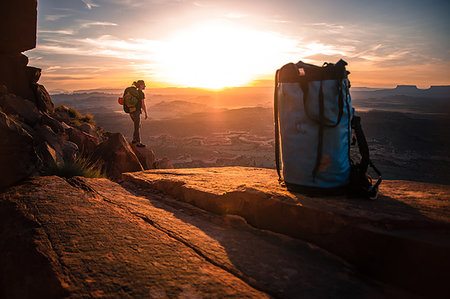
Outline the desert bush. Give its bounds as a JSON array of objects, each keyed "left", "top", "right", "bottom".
[
  {"left": 55, "top": 105, "right": 95, "bottom": 125},
  {"left": 47, "top": 156, "right": 104, "bottom": 178}
]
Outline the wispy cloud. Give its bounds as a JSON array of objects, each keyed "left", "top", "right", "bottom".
[
  {"left": 45, "top": 14, "right": 70, "bottom": 21},
  {"left": 81, "top": 0, "right": 99, "bottom": 10},
  {"left": 39, "top": 29, "right": 75, "bottom": 35},
  {"left": 80, "top": 21, "right": 118, "bottom": 28},
  {"left": 36, "top": 35, "right": 161, "bottom": 61}
]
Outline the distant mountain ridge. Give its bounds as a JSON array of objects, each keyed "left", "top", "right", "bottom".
[
  {"left": 351, "top": 85, "right": 450, "bottom": 99},
  {"left": 51, "top": 85, "right": 450, "bottom": 98}
]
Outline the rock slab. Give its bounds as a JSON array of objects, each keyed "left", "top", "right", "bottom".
[
  {"left": 122, "top": 166, "right": 450, "bottom": 297},
  {"left": 0, "top": 176, "right": 406, "bottom": 298}
]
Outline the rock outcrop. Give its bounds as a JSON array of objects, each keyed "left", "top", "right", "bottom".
[
  {"left": 0, "top": 0, "right": 38, "bottom": 101},
  {"left": 92, "top": 133, "right": 144, "bottom": 180},
  {"left": 129, "top": 142, "right": 156, "bottom": 170},
  {"left": 1, "top": 175, "right": 411, "bottom": 298},
  {"left": 122, "top": 167, "right": 450, "bottom": 298},
  {"left": 0, "top": 0, "right": 172, "bottom": 189},
  {"left": 0, "top": 110, "right": 37, "bottom": 190}
]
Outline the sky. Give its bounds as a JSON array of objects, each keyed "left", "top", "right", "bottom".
[{"left": 27, "top": 0, "right": 450, "bottom": 92}]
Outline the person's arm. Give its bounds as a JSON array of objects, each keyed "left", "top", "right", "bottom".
[{"left": 142, "top": 98, "right": 148, "bottom": 119}]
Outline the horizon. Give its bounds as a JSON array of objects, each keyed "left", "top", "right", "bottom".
[
  {"left": 29, "top": 0, "right": 450, "bottom": 92},
  {"left": 48, "top": 83, "right": 450, "bottom": 95}
]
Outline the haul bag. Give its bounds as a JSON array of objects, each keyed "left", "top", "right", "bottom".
[{"left": 274, "top": 60, "right": 353, "bottom": 191}]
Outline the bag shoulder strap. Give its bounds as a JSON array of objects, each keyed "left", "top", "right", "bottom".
[
  {"left": 351, "top": 115, "right": 382, "bottom": 199},
  {"left": 274, "top": 69, "right": 282, "bottom": 181}
]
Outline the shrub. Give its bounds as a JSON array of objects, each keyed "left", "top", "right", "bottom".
[
  {"left": 48, "top": 156, "right": 104, "bottom": 179},
  {"left": 55, "top": 105, "right": 95, "bottom": 125}
]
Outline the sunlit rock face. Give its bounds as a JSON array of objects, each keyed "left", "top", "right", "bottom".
[{"left": 92, "top": 133, "right": 144, "bottom": 180}]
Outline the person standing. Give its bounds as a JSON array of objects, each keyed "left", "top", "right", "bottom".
[{"left": 123, "top": 80, "right": 148, "bottom": 147}]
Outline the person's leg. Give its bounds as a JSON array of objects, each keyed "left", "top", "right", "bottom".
[{"left": 129, "top": 112, "right": 140, "bottom": 143}]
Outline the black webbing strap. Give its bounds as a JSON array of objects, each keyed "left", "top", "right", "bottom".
[
  {"left": 274, "top": 69, "right": 282, "bottom": 181},
  {"left": 352, "top": 116, "right": 370, "bottom": 173},
  {"left": 312, "top": 79, "right": 325, "bottom": 180},
  {"left": 352, "top": 116, "right": 382, "bottom": 198}
]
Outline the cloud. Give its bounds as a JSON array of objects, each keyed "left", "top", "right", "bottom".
[
  {"left": 39, "top": 30, "right": 75, "bottom": 35},
  {"left": 45, "top": 14, "right": 70, "bottom": 21},
  {"left": 35, "top": 35, "right": 161, "bottom": 61},
  {"left": 81, "top": 0, "right": 99, "bottom": 10},
  {"left": 80, "top": 21, "right": 118, "bottom": 28}
]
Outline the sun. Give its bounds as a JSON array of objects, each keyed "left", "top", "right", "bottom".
[{"left": 155, "top": 21, "right": 298, "bottom": 90}]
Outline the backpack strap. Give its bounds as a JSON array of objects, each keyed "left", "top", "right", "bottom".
[
  {"left": 274, "top": 69, "right": 283, "bottom": 182},
  {"left": 351, "top": 116, "right": 382, "bottom": 199},
  {"left": 312, "top": 74, "right": 325, "bottom": 181}
]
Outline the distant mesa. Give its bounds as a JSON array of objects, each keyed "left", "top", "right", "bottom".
[{"left": 394, "top": 85, "right": 419, "bottom": 90}]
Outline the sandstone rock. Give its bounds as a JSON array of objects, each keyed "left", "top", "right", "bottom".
[
  {"left": 60, "top": 121, "right": 71, "bottom": 130},
  {"left": 62, "top": 140, "right": 79, "bottom": 164},
  {"left": 31, "top": 83, "right": 54, "bottom": 113},
  {"left": 122, "top": 167, "right": 450, "bottom": 298},
  {"left": 76, "top": 122, "right": 102, "bottom": 142},
  {"left": 129, "top": 142, "right": 156, "bottom": 170},
  {"left": 34, "top": 124, "right": 61, "bottom": 149},
  {"left": 92, "top": 133, "right": 143, "bottom": 179},
  {"left": 40, "top": 112, "right": 64, "bottom": 134},
  {"left": 153, "top": 157, "right": 174, "bottom": 169},
  {"left": 36, "top": 141, "right": 58, "bottom": 169},
  {"left": 0, "top": 176, "right": 405, "bottom": 298},
  {"left": 66, "top": 127, "right": 98, "bottom": 154},
  {"left": 0, "top": 0, "right": 37, "bottom": 53},
  {"left": 0, "top": 92, "right": 42, "bottom": 126},
  {"left": 0, "top": 53, "right": 36, "bottom": 101},
  {"left": 53, "top": 105, "right": 70, "bottom": 123},
  {"left": 0, "top": 111, "right": 36, "bottom": 190}
]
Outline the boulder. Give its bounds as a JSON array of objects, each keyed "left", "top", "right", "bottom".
[
  {"left": 92, "top": 133, "right": 143, "bottom": 179},
  {"left": 31, "top": 82, "right": 54, "bottom": 114},
  {"left": 76, "top": 122, "right": 102, "bottom": 142},
  {"left": 66, "top": 127, "right": 99, "bottom": 154},
  {"left": 153, "top": 157, "right": 174, "bottom": 169},
  {"left": 62, "top": 140, "right": 79, "bottom": 164},
  {"left": 40, "top": 112, "right": 64, "bottom": 134},
  {"left": 0, "top": 110, "right": 37, "bottom": 190},
  {"left": 129, "top": 142, "right": 156, "bottom": 170},
  {"left": 34, "top": 125, "right": 64, "bottom": 166},
  {"left": 0, "top": 92, "right": 42, "bottom": 126},
  {"left": 36, "top": 141, "right": 58, "bottom": 169}
]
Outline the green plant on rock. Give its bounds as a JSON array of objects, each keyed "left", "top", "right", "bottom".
[
  {"left": 55, "top": 105, "right": 95, "bottom": 125},
  {"left": 47, "top": 156, "right": 104, "bottom": 179}
]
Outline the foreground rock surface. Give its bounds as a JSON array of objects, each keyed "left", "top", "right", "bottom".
[
  {"left": 0, "top": 176, "right": 405, "bottom": 298},
  {"left": 123, "top": 167, "right": 450, "bottom": 297}
]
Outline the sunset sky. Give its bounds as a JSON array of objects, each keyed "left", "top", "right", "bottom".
[{"left": 28, "top": 0, "right": 450, "bottom": 92}]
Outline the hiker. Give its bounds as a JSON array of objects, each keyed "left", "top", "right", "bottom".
[{"left": 123, "top": 80, "right": 148, "bottom": 147}]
